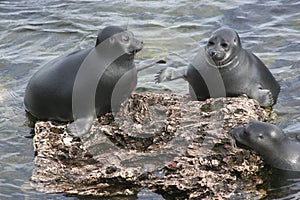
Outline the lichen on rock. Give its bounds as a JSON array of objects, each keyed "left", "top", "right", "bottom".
[{"left": 31, "top": 93, "right": 274, "bottom": 199}]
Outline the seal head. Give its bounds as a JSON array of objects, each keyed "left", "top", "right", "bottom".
[
  {"left": 96, "top": 26, "right": 125, "bottom": 45},
  {"left": 231, "top": 121, "right": 300, "bottom": 171},
  {"left": 96, "top": 26, "right": 143, "bottom": 55},
  {"left": 205, "top": 28, "right": 241, "bottom": 67},
  {"left": 231, "top": 121, "right": 285, "bottom": 150}
]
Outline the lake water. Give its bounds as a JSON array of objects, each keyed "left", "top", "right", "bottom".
[{"left": 0, "top": 0, "right": 299, "bottom": 199}]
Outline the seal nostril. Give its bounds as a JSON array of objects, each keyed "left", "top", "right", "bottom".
[
  {"left": 210, "top": 51, "right": 216, "bottom": 57},
  {"left": 242, "top": 127, "right": 249, "bottom": 136}
]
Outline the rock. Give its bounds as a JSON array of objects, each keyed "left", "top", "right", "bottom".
[{"left": 31, "top": 93, "right": 274, "bottom": 199}]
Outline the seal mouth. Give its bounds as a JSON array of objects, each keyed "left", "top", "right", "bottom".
[
  {"left": 204, "top": 47, "right": 239, "bottom": 70},
  {"left": 230, "top": 126, "right": 254, "bottom": 150},
  {"left": 129, "top": 46, "right": 143, "bottom": 55},
  {"left": 207, "top": 54, "right": 240, "bottom": 71},
  {"left": 230, "top": 126, "right": 246, "bottom": 141},
  {"left": 128, "top": 42, "right": 143, "bottom": 55},
  {"left": 210, "top": 53, "right": 226, "bottom": 65}
]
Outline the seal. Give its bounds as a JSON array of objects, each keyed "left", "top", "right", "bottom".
[
  {"left": 231, "top": 121, "right": 300, "bottom": 171},
  {"left": 155, "top": 27, "right": 280, "bottom": 107},
  {"left": 25, "top": 26, "right": 164, "bottom": 122}
]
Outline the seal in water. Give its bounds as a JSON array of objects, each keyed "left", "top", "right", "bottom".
[
  {"left": 230, "top": 121, "right": 300, "bottom": 171},
  {"left": 155, "top": 27, "right": 280, "bottom": 107},
  {"left": 25, "top": 25, "right": 164, "bottom": 122}
]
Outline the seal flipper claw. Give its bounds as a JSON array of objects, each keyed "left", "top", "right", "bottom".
[
  {"left": 256, "top": 88, "right": 274, "bottom": 107},
  {"left": 155, "top": 68, "right": 167, "bottom": 83}
]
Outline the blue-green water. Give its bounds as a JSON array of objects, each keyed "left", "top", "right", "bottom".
[{"left": 0, "top": 0, "right": 299, "bottom": 199}]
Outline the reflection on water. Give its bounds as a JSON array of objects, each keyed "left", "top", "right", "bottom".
[{"left": 0, "top": 0, "right": 299, "bottom": 199}]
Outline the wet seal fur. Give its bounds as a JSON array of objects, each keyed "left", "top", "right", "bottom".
[
  {"left": 231, "top": 121, "right": 300, "bottom": 171},
  {"left": 24, "top": 26, "right": 143, "bottom": 122},
  {"left": 155, "top": 27, "right": 280, "bottom": 107}
]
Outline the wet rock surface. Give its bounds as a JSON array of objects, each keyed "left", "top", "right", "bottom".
[{"left": 31, "top": 93, "right": 275, "bottom": 199}]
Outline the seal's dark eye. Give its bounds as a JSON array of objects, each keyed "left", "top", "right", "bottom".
[
  {"left": 258, "top": 134, "right": 264, "bottom": 140},
  {"left": 221, "top": 43, "right": 229, "bottom": 48},
  {"left": 123, "top": 35, "right": 129, "bottom": 41},
  {"left": 208, "top": 41, "right": 214, "bottom": 45}
]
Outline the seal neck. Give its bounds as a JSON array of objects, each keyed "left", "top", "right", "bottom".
[{"left": 114, "top": 54, "right": 135, "bottom": 68}]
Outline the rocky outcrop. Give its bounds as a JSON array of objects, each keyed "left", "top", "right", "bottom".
[{"left": 31, "top": 93, "right": 275, "bottom": 199}]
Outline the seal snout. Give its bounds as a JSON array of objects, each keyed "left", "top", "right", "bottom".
[
  {"left": 129, "top": 39, "right": 143, "bottom": 55},
  {"left": 230, "top": 126, "right": 245, "bottom": 139},
  {"left": 209, "top": 49, "right": 225, "bottom": 60},
  {"left": 208, "top": 50, "right": 226, "bottom": 66}
]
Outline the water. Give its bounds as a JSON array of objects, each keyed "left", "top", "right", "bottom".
[{"left": 0, "top": 0, "right": 299, "bottom": 199}]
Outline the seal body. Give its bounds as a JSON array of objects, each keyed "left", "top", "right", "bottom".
[
  {"left": 231, "top": 121, "right": 300, "bottom": 171},
  {"left": 187, "top": 28, "right": 280, "bottom": 106},
  {"left": 24, "top": 26, "right": 143, "bottom": 122},
  {"left": 156, "top": 28, "right": 280, "bottom": 107}
]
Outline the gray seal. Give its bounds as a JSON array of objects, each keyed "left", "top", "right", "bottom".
[
  {"left": 231, "top": 121, "right": 300, "bottom": 171},
  {"left": 25, "top": 26, "right": 164, "bottom": 122},
  {"left": 156, "top": 27, "right": 280, "bottom": 107}
]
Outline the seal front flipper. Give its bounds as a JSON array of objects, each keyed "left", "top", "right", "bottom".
[
  {"left": 67, "top": 116, "right": 94, "bottom": 137},
  {"left": 136, "top": 58, "right": 166, "bottom": 72},
  {"left": 250, "top": 86, "right": 274, "bottom": 107},
  {"left": 155, "top": 66, "right": 187, "bottom": 83}
]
